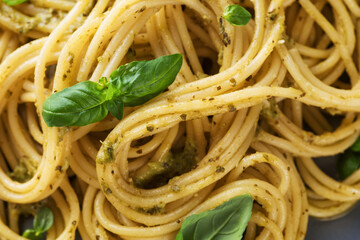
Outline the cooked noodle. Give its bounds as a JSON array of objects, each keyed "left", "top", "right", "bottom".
[{"left": 0, "top": 0, "right": 359, "bottom": 239}]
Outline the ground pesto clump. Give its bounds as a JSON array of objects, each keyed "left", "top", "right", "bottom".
[
  {"left": 135, "top": 203, "right": 165, "bottom": 215},
  {"left": 8, "top": 157, "right": 38, "bottom": 183},
  {"left": 133, "top": 139, "right": 197, "bottom": 189},
  {"left": 261, "top": 98, "right": 279, "bottom": 119}
]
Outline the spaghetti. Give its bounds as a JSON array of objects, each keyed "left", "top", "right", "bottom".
[{"left": 0, "top": 0, "right": 359, "bottom": 239}]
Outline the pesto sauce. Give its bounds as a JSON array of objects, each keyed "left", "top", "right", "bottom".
[
  {"left": 0, "top": 3, "right": 38, "bottom": 33},
  {"left": 135, "top": 203, "right": 165, "bottom": 215},
  {"left": 96, "top": 141, "right": 116, "bottom": 164},
  {"left": 133, "top": 139, "right": 198, "bottom": 189},
  {"left": 261, "top": 98, "right": 279, "bottom": 119},
  {"left": 8, "top": 157, "right": 38, "bottom": 183}
]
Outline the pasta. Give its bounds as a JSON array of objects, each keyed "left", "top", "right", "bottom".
[{"left": 0, "top": 0, "right": 359, "bottom": 239}]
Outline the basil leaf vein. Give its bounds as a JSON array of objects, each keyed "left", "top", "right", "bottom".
[{"left": 106, "top": 98, "right": 124, "bottom": 120}]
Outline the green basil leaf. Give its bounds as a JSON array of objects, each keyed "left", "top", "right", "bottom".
[
  {"left": 106, "top": 98, "right": 124, "bottom": 120},
  {"left": 22, "top": 207, "right": 54, "bottom": 240},
  {"left": 337, "top": 150, "right": 360, "bottom": 180},
  {"left": 42, "top": 81, "right": 109, "bottom": 127},
  {"left": 176, "top": 194, "right": 253, "bottom": 240},
  {"left": 3, "top": 0, "right": 27, "bottom": 6},
  {"left": 22, "top": 229, "right": 40, "bottom": 240},
  {"left": 109, "top": 53, "right": 182, "bottom": 106},
  {"left": 351, "top": 136, "right": 360, "bottom": 152},
  {"left": 33, "top": 206, "right": 54, "bottom": 233},
  {"left": 42, "top": 54, "right": 182, "bottom": 127},
  {"left": 223, "top": 5, "right": 251, "bottom": 26}
]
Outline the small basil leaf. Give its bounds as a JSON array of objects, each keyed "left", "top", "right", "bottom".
[
  {"left": 351, "top": 136, "right": 360, "bottom": 152},
  {"left": 33, "top": 206, "right": 54, "bottom": 233},
  {"left": 22, "top": 229, "right": 41, "bottom": 240},
  {"left": 106, "top": 98, "right": 124, "bottom": 120},
  {"left": 3, "top": 0, "right": 27, "bottom": 6},
  {"left": 109, "top": 53, "right": 182, "bottom": 106},
  {"left": 42, "top": 81, "right": 109, "bottom": 127},
  {"left": 337, "top": 150, "right": 360, "bottom": 180},
  {"left": 22, "top": 206, "right": 54, "bottom": 240},
  {"left": 223, "top": 5, "right": 251, "bottom": 26},
  {"left": 176, "top": 194, "right": 253, "bottom": 240}
]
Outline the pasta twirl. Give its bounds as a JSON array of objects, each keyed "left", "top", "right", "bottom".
[{"left": 0, "top": 0, "right": 359, "bottom": 239}]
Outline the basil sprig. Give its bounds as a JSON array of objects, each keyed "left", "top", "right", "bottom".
[
  {"left": 3, "top": 0, "right": 27, "bottom": 5},
  {"left": 22, "top": 206, "right": 54, "bottom": 240},
  {"left": 337, "top": 136, "right": 360, "bottom": 180},
  {"left": 42, "top": 54, "right": 182, "bottom": 127},
  {"left": 176, "top": 194, "right": 253, "bottom": 240},
  {"left": 223, "top": 5, "right": 251, "bottom": 26}
]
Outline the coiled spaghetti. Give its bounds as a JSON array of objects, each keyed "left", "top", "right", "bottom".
[{"left": 0, "top": 0, "right": 359, "bottom": 239}]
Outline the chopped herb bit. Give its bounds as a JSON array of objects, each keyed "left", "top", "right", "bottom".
[
  {"left": 228, "top": 104, "right": 236, "bottom": 112},
  {"left": 172, "top": 185, "right": 181, "bottom": 192},
  {"left": 136, "top": 204, "right": 165, "bottom": 215},
  {"left": 146, "top": 125, "right": 154, "bottom": 132},
  {"left": 216, "top": 166, "right": 225, "bottom": 173},
  {"left": 180, "top": 114, "right": 187, "bottom": 120}
]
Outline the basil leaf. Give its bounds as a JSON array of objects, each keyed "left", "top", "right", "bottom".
[
  {"left": 106, "top": 98, "right": 124, "bottom": 120},
  {"left": 337, "top": 150, "right": 360, "bottom": 180},
  {"left": 176, "top": 194, "right": 253, "bottom": 240},
  {"left": 42, "top": 81, "right": 109, "bottom": 127},
  {"left": 3, "top": 0, "right": 27, "bottom": 6},
  {"left": 22, "top": 229, "right": 41, "bottom": 240},
  {"left": 223, "top": 5, "right": 251, "bottom": 26},
  {"left": 109, "top": 53, "right": 182, "bottom": 106},
  {"left": 42, "top": 54, "right": 182, "bottom": 127},
  {"left": 351, "top": 136, "right": 360, "bottom": 152},
  {"left": 22, "top": 207, "right": 53, "bottom": 240},
  {"left": 33, "top": 206, "right": 54, "bottom": 233}
]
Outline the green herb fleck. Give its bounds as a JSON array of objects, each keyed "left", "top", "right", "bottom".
[
  {"left": 216, "top": 166, "right": 225, "bottom": 173},
  {"left": 228, "top": 104, "right": 236, "bottom": 112},
  {"left": 135, "top": 204, "right": 165, "bottom": 215},
  {"left": 146, "top": 125, "right": 154, "bottom": 132}
]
